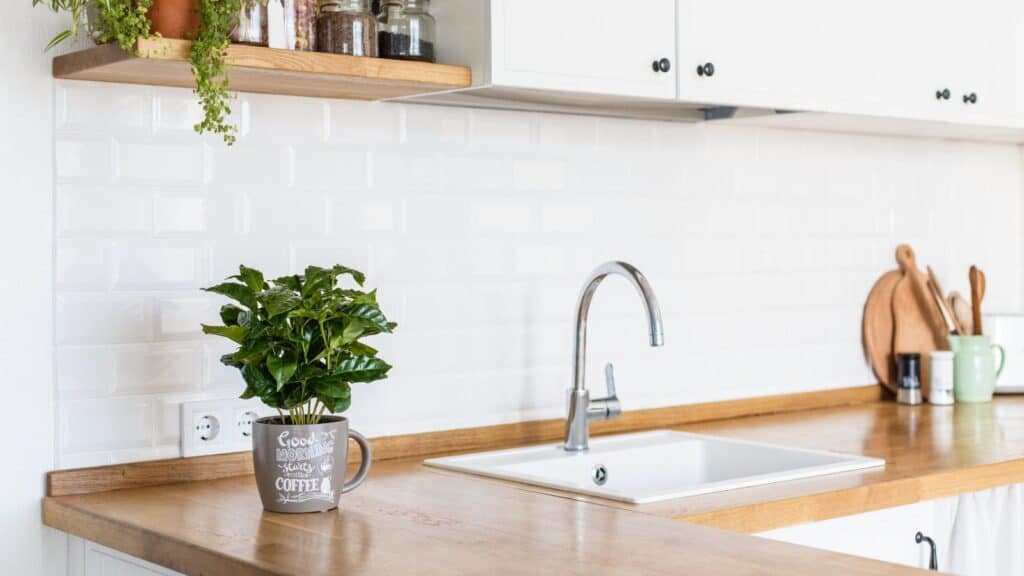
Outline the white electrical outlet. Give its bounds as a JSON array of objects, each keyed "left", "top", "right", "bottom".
[{"left": 181, "top": 398, "right": 275, "bottom": 457}]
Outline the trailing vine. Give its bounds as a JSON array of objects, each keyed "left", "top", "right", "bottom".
[{"left": 191, "top": 0, "right": 241, "bottom": 145}]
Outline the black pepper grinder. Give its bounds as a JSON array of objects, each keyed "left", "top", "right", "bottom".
[{"left": 897, "top": 353, "right": 923, "bottom": 405}]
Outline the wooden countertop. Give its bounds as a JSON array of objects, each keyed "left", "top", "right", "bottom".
[{"left": 45, "top": 397, "right": 1024, "bottom": 575}]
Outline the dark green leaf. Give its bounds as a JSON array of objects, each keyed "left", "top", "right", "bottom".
[
  {"left": 320, "top": 394, "right": 351, "bottom": 414},
  {"left": 266, "top": 352, "right": 298, "bottom": 390},
  {"left": 220, "top": 352, "right": 242, "bottom": 368},
  {"left": 219, "top": 304, "right": 243, "bottom": 326},
  {"left": 231, "top": 265, "right": 266, "bottom": 292},
  {"left": 273, "top": 274, "right": 302, "bottom": 291},
  {"left": 344, "top": 304, "right": 393, "bottom": 333},
  {"left": 312, "top": 374, "right": 351, "bottom": 399},
  {"left": 203, "top": 282, "right": 257, "bottom": 310},
  {"left": 241, "top": 364, "right": 276, "bottom": 396},
  {"left": 332, "top": 356, "right": 392, "bottom": 383},
  {"left": 331, "top": 265, "right": 366, "bottom": 286},
  {"left": 302, "top": 266, "right": 332, "bottom": 297},
  {"left": 202, "top": 324, "right": 247, "bottom": 344},
  {"left": 347, "top": 341, "right": 379, "bottom": 357},
  {"left": 258, "top": 286, "right": 302, "bottom": 317}
]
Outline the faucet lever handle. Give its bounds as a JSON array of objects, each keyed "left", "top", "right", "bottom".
[
  {"left": 587, "top": 363, "right": 622, "bottom": 422},
  {"left": 604, "top": 363, "right": 617, "bottom": 398}
]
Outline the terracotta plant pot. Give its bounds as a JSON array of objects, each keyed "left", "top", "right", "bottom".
[
  {"left": 252, "top": 415, "right": 372, "bottom": 513},
  {"left": 147, "top": 0, "right": 200, "bottom": 39}
]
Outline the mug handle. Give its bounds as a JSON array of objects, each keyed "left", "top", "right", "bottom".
[
  {"left": 342, "top": 429, "right": 372, "bottom": 494},
  {"left": 992, "top": 344, "right": 1007, "bottom": 379}
]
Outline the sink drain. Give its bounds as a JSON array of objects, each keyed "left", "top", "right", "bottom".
[{"left": 592, "top": 464, "right": 608, "bottom": 486}]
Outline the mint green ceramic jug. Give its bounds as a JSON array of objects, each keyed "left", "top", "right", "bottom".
[{"left": 948, "top": 336, "right": 1006, "bottom": 403}]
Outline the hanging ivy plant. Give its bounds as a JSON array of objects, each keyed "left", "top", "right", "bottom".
[{"left": 191, "top": 0, "right": 241, "bottom": 145}]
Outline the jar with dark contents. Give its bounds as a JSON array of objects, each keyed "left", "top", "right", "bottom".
[
  {"left": 317, "top": 0, "right": 378, "bottom": 57},
  {"left": 377, "top": 0, "right": 435, "bottom": 62}
]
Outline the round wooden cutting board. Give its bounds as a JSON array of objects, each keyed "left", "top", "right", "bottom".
[{"left": 862, "top": 269, "right": 901, "bottom": 392}]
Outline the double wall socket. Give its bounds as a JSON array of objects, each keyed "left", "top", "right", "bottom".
[{"left": 180, "top": 398, "right": 277, "bottom": 457}]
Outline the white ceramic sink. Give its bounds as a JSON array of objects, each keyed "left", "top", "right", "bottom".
[{"left": 425, "top": 430, "right": 884, "bottom": 504}]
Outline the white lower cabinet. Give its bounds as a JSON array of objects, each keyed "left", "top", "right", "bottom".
[
  {"left": 68, "top": 536, "right": 184, "bottom": 576},
  {"left": 759, "top": 484, "right": 1024, "bottom": 575}
]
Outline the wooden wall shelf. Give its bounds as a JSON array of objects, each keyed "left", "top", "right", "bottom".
[{"left": 53, "top": 37, "right": 472, "bottom": 101}]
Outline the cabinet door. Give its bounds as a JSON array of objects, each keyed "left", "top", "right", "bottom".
[
  {"left": 758, "top": 500, "right": 946, "bottom": 570},
  {"left": 943, "top": 0, "right": 1024, "bottom": 127},
  {"left": 676, "top": 0, "right": 893, "bottom": 114},
  {"left": 489, "top": 0, "right": 677, "bottom": 99}
]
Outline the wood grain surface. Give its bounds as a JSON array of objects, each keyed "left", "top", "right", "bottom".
[
  {"left": 43, "top": 398, "right": 1024, "bottom": 575},
  {"left": 53, "top": 37, "right": 472, "bottom": 100},
  {"left": 44, "top": 458, "right": 933, "bottom": 576},
  {"left": 49, "top": 384, "right": 884, "bottom": 496},
  {"left": 863, "top": 269, "right": 902, "bottom": 391}
]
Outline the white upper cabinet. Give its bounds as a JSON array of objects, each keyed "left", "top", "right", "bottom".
[
  {"left": 423, "top": 0, "right": 1024, "bottom": 139},
  {"left": 676, "top": 0, "right": 1023, "bottom": 127},
  {"left": 488, "top": 0, "right": 678, "bottom": 99}
]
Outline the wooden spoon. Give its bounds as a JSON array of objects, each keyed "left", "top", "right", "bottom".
[
  {"left": 926, "top": 266, "right": 963, "bottom": 335},
  {"left": 949, "top": 291, "right": 974, "bottom": 336},
  {"left": 970, "top": 266, "right": 986, "bottom": 335}
]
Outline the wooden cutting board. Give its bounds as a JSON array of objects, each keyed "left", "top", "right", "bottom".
[
  {"left": 862, "top": 269, "right": 901, "bottom": 392},
  {"left": 862, "top": 245, "right": 947, "bottom": 395}
]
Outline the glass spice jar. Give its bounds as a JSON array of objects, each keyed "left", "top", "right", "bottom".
[
  {"left": 317, "top": 0, "right": 378, "bottom": 57},
  {"left": 377, "top": 0, "right": 435, "bottom": 62},
  {"left": 232, "top": 0, "right": 317, "bottom": 51},
  {"left": 232, "top": 0, "right": 267, "bottom": 46}
]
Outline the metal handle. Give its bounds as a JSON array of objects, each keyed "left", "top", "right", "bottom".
[
  {"left": 697, "top": 62, "right": 715, "bottom": 77},
  {"left": 935, "top": 88, "right": 950, "bottom": 100},
  {"left": 963, "top": 92, "right": 978, "bottom": 104},
  {"left": 915, "top": 532, "right": 938, "bottom": 571},
  {"left": 342, "top": 429, "right": 372, "bottom": 494},
  {"left": 588, "top": 363, "right": 622, "bottom": 421}
]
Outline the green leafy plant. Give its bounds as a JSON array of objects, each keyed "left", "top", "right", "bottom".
[
  {"left": 191, "top": 0, "right": 241, "bottom": 144},
  {"left": 34, "top": 0, "right": 153, "bottom": 52},
  {"left": 202, "top": 265, "right": 396, "bottom": 425}
]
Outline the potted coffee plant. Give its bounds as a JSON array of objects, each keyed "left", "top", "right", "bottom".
[{"left": 202, "top": 264, "right": 396, "bottom": 513}]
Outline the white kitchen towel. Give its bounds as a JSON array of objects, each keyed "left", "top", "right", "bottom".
[{"left": 946, "top": 483, "right": 1024, "bottom": 575}]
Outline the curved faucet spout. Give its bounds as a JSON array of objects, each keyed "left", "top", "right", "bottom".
[
  {"left": 564, "top": 261, "right": 664, "bottom": 452},
  {"left": 572, "top": 261, "right": 664, "bottom": 393}
]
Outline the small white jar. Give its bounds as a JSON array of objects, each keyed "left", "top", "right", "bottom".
[{"left": 929, "top": 351, "right": 955, "bottom": 405}]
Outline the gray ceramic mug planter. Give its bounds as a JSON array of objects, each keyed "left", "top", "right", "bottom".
[{"left": 252, "top": 415, "right": 371, "bottom": 513}]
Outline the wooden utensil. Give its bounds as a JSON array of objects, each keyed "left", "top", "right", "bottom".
[
  {"left": 970, "top": 266, "right": 986, "bottom": 335},
  {"left": 926, "top": 266, "right": 963, "bottom": 335},
  {"left": 862, "top": 269, "right": 902, "bottom": 392},
  {"left": 949, "top": 291, "right": 974, "bottom": 336},
  {"left": 891, "top": 245, "right": 946, "bottom": 398}
]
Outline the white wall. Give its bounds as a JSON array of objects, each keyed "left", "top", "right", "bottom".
[
  {"left": 2, "top": 3, "right": 66, "bottom": 575},
  {"left": 52, "top": 82, "right": 1024, "bottom": 468}
]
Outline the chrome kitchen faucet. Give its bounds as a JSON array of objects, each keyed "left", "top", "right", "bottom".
[{"left": 564, "top": 261, "right": 664, "bottom": 452}]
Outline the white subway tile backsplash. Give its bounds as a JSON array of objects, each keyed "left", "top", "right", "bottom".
[
  {"left": 113, "top": 242, "right": 206, "bottom": 289},
  {"left": 53, "top": 81, "right": 1024, "bottom": 468},
  {"left": 153, "top": 194, "right": 207, "bottom": 234},
  {"left": 56, "top": 138, "right": 113, "bottom": 181},
  {"left": 117, "top": 142, "right": 204, "bottom": 183},
  {"left": 58, "top": 187, "right": 149, "bottom": 236},
  {"left": 57, "top": 294, "right": 153, "bottom": 345},
  {"left": 62, "top": 396, "right": 156, "bottom": 454}
]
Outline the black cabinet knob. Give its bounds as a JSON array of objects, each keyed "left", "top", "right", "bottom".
[
  {"left": 935, "top": 88, "right": 950, "bottom": 101},
  {"left": 697, "top": 62, "right": 715, "bottom": 77},
  {"left": 963, "top": 92, "right": 978, "bottom": 104},
  {"left": 651, "top": 58, "right": 672, "bottom": 73}
]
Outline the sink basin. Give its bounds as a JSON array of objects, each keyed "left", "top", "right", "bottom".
[{"left": 424, "top": 430, "right": 884, "bottom": 504}]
